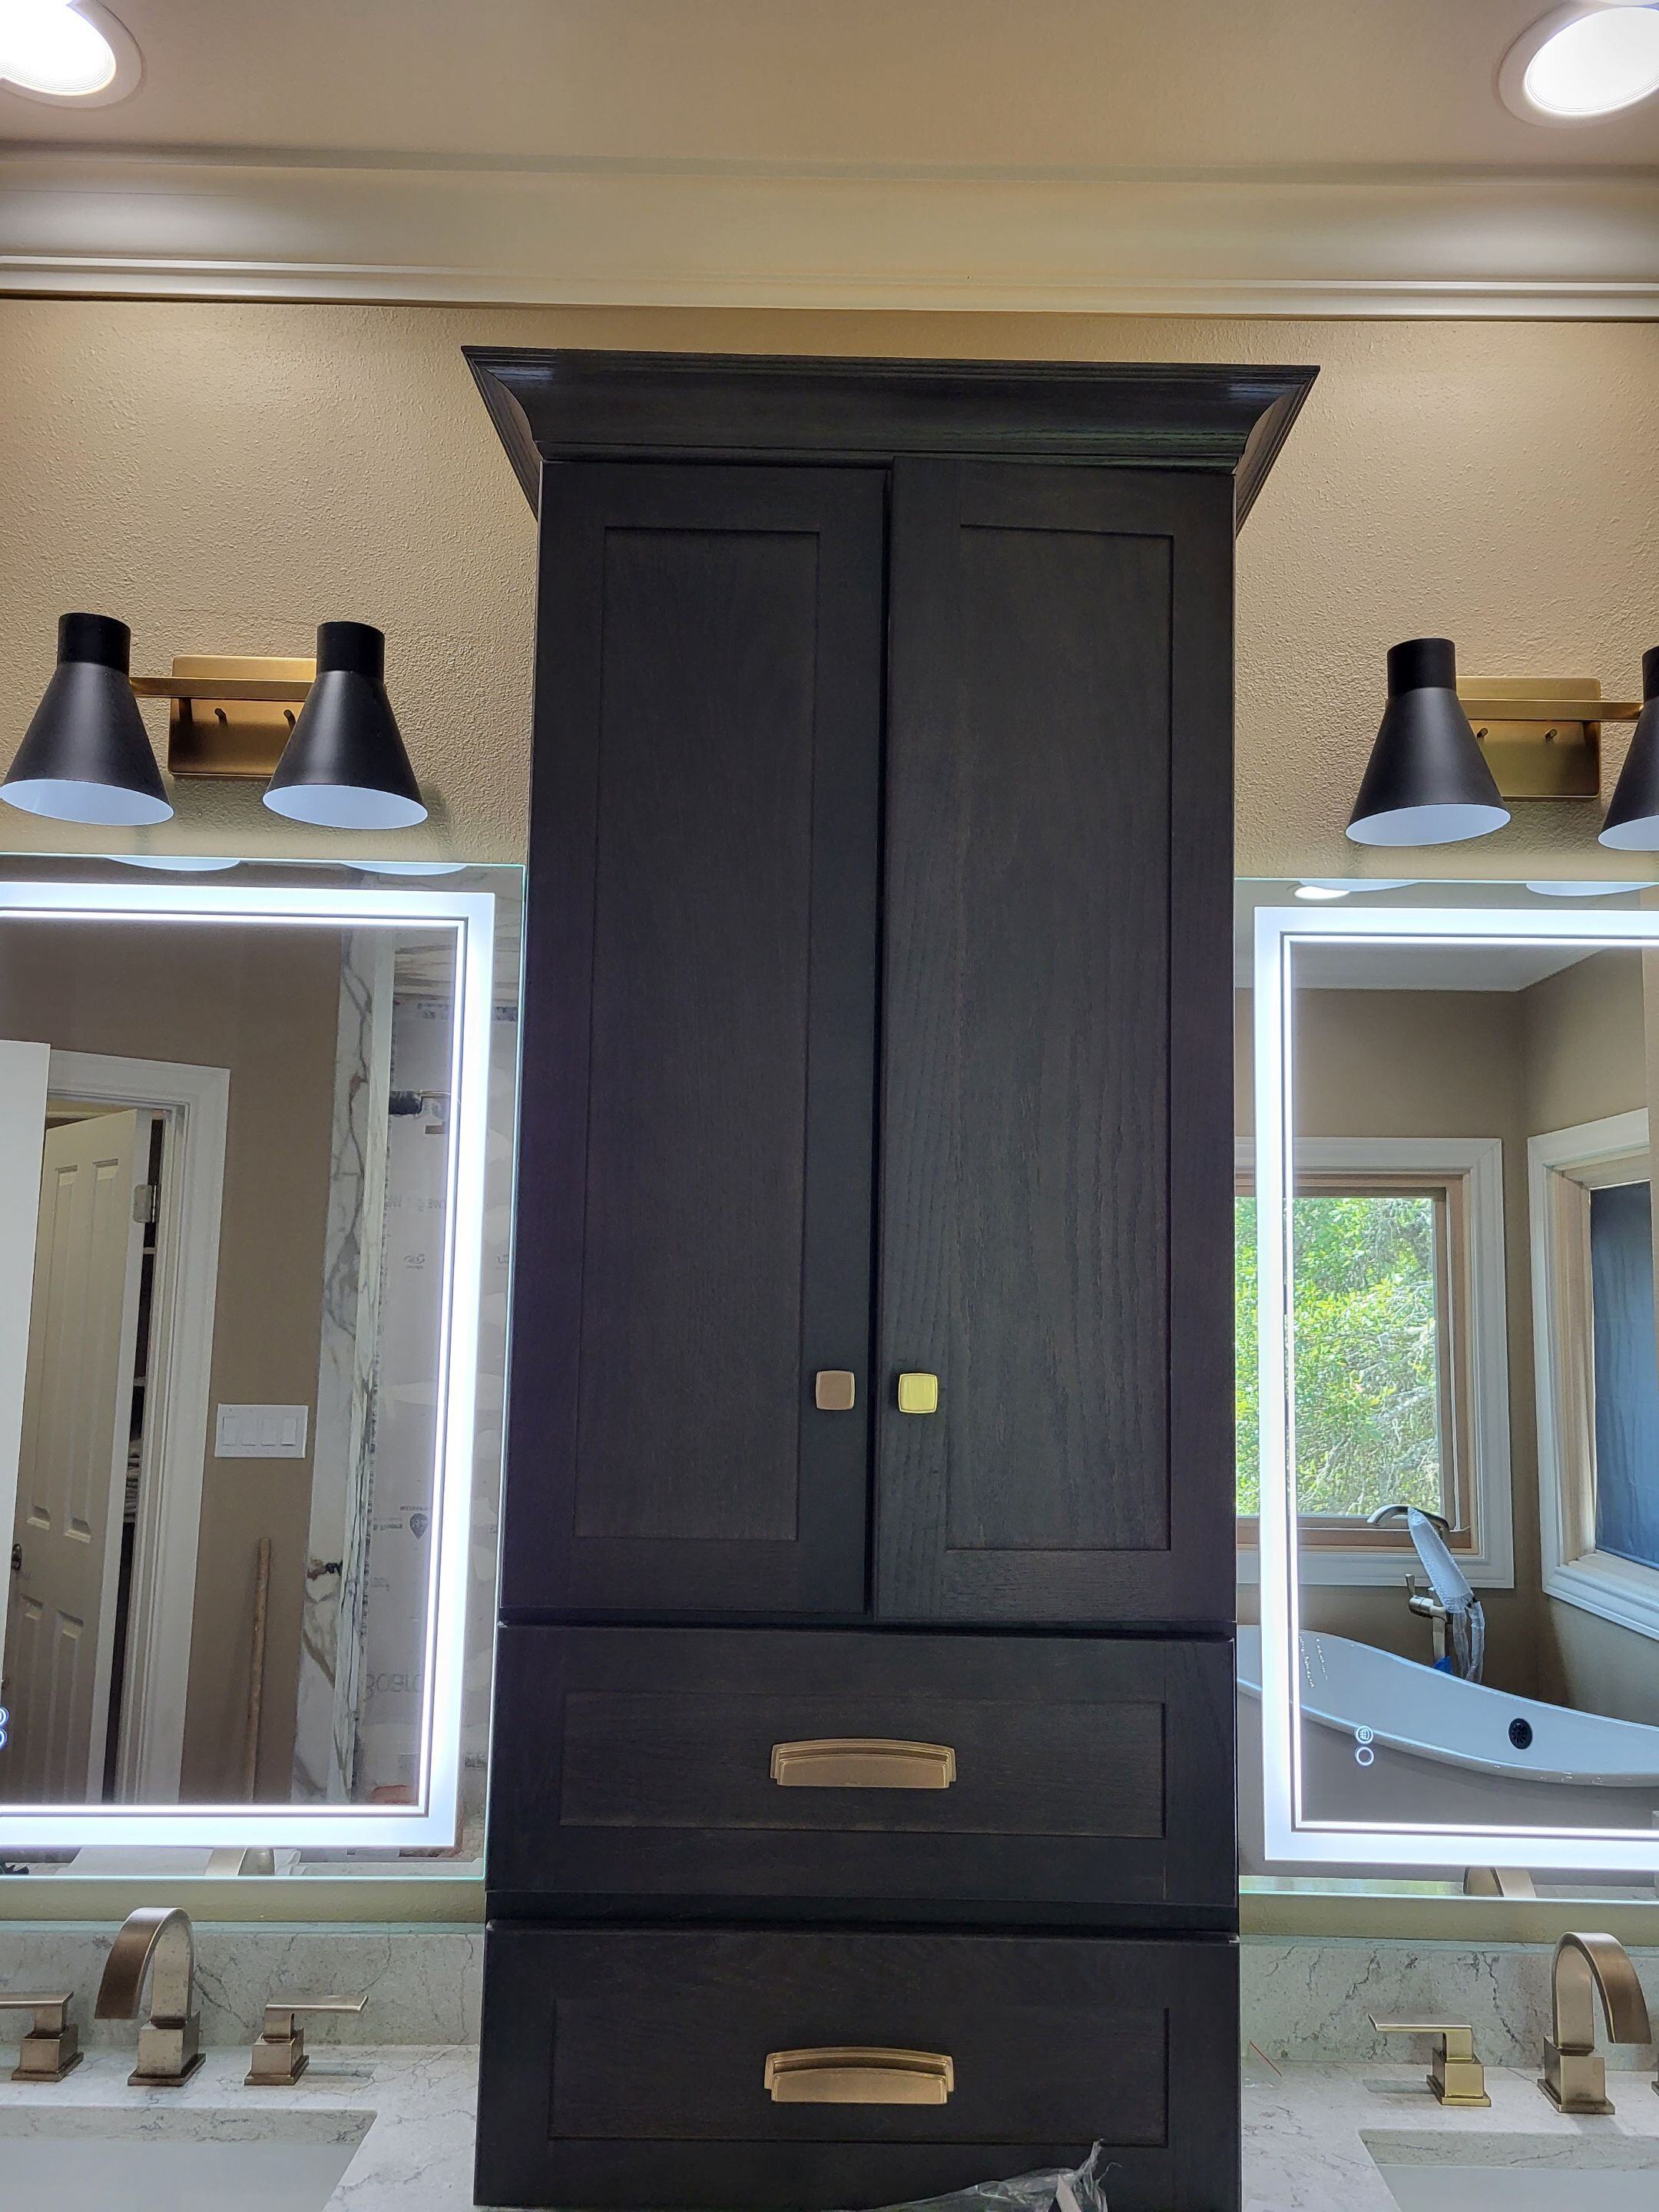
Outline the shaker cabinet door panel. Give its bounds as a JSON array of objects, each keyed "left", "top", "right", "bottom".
[
  {"left": 503, "top": 464, "right": 886, "bottom": 1617},
  {"left": 876, "top": 460, "right": 1235, "bottom": 1626}
]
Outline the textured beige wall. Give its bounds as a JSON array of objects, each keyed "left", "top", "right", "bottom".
[
  {"left": 2, "top": 300, "right": 1657, "bottom": 878},
  {"left": 0, "top": 922, "right": 341, "bottom": 1801}
]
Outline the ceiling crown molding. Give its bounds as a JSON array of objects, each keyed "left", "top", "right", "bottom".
[{"left": 3, "top": 147, "right": 1658, "bottom": 317}]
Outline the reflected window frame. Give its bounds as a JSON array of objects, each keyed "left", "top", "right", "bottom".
[
  {"left": 1235, "top": 1138, "right": 1513, "bottom": 1590},
  {"left": 1531, "top": 1108, "right": 1659, "bottom": 1644}
]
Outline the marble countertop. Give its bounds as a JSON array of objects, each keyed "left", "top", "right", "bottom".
[
  {"left": 0, "top": 2043, "right": 482, "bottom": 2208},
  {"left": 5, "top": 2048, "right": 1659, "bottom": 2209},
  {"left": 1246, "top": 2059, "right": 1659, "bottom": 2210}
]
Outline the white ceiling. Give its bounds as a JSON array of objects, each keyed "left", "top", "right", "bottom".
[
  {"left": 5, "top": 0, "right": 1657, "bottom": 171},
  {"left": 1, "top": 0, "right": 1656, "bottom": 310}
]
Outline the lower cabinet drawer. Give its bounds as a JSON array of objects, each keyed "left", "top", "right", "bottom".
[
  {"left": 475, "top": 1925, "right": 1240, "bottom": 2211},
  {"left": 488, "top": 1625, "right": 1233, "bottom": 1922}
]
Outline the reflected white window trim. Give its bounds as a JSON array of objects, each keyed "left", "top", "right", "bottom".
[
  {"left": 1529, "top": 1107, "right": 1659, "bottom": 1642},
  {"left": 1235, "top": 1135, "right": 1513, "bottom": 1591},
  {"left": 0, "top": 878, "right": 495, "bottom": 1849},
  {"left": 1253, "top": 900, "right": 1659, "bottom": 1872}
]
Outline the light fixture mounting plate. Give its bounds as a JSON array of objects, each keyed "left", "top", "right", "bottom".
[
  {"left": 1458, "top": 676, "right": 1630, "bottom": 800},
  {"left": 144, "top": 654, "right": 316, "bottom": 779}
]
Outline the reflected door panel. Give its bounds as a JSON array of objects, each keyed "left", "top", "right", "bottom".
[{"left": 3, "top": 1108, "right": 147, "bottom": 1805}]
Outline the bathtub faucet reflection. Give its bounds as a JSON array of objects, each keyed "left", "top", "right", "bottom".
[{"left": 1367, "top": 1503, "right": 1485, "bottom": 1681}]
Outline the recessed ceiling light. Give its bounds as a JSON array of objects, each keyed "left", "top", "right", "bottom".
[
  {"left": 1501, "top": 5, "right": 1659, "bottom": 122},
  {"left": 0, "top": 1, "right": 140, "bottom": 106}
]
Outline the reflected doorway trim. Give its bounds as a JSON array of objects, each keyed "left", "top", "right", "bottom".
[
  {"left": 45, "top": 1051, "right": 229, "bottom": 1803},
  {"left": 1254, "top": 900, "right": 1659, "bottom": 1873},
  {"left": 1529, "top": 1108, "right": 1659, "bottom": 1644}
]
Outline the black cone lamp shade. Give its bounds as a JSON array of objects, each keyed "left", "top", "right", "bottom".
[
  {"left": 2, "top": 613, "right": 172, "bottom": 826},
  {"left": 1599, "top": 650, "right": 1659, "bottom": 851},
  {"left": 264, "top": 621, "right": 427, "bottom": 830},
  {"left": 1346, "top": 637, "right": 1509, "bottom": 848}
]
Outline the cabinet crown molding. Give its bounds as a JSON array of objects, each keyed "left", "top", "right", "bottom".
[{"left": 464, "top": 347, "right": 1317, "bottom": 530}]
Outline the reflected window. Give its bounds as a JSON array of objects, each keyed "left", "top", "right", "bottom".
[
  {"left": 1588, "top": 1178, "right": 1659, "bottom": 1573},
  {"left": 1237, "top": 1165, "right": 1479, "bottom": 1551}
]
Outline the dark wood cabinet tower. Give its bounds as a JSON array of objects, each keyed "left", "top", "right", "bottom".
[{"left": 467, "top": 348, "right": 1314, "bottom": 2212}]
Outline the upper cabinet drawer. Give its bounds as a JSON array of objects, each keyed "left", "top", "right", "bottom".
[
  {"left": 488, "top": 1625, "right": 1233, "bottom": 1921},
  {"left": 877, "top": 461, "right": 1237, "bottom": 1626},
  {"left": 503, "top": 463, "right": 885, "bottom": 1619}
]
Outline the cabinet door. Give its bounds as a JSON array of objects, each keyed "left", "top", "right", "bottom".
[
  {"left": 504, "top": 464, "right": 884, "bottom": 1617},
  {"left": 877, "top": 459, "right": 1234, "bottom": 1626}
]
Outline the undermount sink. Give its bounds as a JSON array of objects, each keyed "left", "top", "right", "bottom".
[
  {"left": 1369, "top": 2132, "right": 1659, "bottom": 2212},
  {"left": 0, "top": 2108, "right": 369, "bottom": 2212}
]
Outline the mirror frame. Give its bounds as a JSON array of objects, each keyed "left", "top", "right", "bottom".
[
  {"left": 1253, "top": 896, "right": 1659, "bottom": 1872},
  {"left": 0, "top": 877, "right": 498, "bottom": 1847}
]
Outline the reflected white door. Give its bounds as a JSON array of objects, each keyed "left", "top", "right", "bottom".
[
  {"left": 0, "top": 1041, "right": 50, "bottom": 1684},
  {"left": 3, "top": 1111, "right": 148, "bottom": 1804}
]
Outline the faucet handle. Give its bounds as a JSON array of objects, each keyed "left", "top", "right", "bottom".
[
  {"left": 1370, "top": 2018, "right": 1490, "bottom": 2107},
  {"left": 247, "top": 1993, "right": 366, "bottom": 2086},
  {"left": 0, "top": 1992, "right": 81, "bottom": 2082}
]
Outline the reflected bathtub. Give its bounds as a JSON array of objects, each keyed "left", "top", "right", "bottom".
[{"left": 1237, "top": 1626, "right": 1659, "bottom": 1868}]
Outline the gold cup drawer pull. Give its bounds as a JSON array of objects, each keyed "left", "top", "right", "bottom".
[
  {"left": 764, "top": 2046, "right": 955, "bottom": 2106},
  {"left": 769, "top": 1737, "right": 956, "bottom": 1790}
]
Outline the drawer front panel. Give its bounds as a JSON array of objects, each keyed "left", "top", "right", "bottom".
[
  {"left": 488, "top": 1627, "right": 1232, "bottom": 1917},
  {"left": 476, "top": 1926, "right": 1239, "bottom": 2211}
]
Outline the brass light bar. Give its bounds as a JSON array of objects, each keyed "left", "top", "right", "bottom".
[
  {"left": 132, "top": 654, "right": 316, "bottom": 780},
  {"left": 1457, "top": 677, "right": 1639, "bottom": 802}
]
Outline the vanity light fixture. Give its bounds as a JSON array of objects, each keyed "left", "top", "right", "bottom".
[
  {"left": 1, "top": 613, "right": 173, "bottom": 826},
  {"left": 263, "top": 622, "right": 428, "bottom": 831},
  {"left": 1596, "top": 649, "right": 1659, "bottom": 849},
  {"left": 1501, "top": 5, "right": 1659, "bottom": 121},
  {"left": 1346, "top": 639, "right": 1510, "bottom": 848},
  {"left": 2, "top": 615, "right": 430, "bottom": 831},
  {"left": 0, "top": 0, "right": 141, "bottom": 104}
]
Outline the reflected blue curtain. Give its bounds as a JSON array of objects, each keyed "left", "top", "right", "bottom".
[{"left": 1589, "top": 1179, "right": 1659, "bottom": 1571}]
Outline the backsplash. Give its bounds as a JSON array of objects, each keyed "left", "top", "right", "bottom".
[
  {"left": 1243, "top": 1938, "right": 1659, "bottom": 2069},
  {"left": 0, "top": 1923, "right": 481, "bottom": 2047}
]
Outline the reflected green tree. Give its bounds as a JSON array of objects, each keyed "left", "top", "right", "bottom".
[{"left": 1236, "top": 1193, "right": 1442, "bottom": 1519}]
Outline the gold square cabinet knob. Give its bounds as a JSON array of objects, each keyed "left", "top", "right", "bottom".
[
  {"left": 896, "top": 1373, "right": 939, "bottom": 1416},
  {"left": 814, "top": 1371, "right": 857, "bottom": 1412}
]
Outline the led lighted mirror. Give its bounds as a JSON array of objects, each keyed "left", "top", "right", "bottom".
[
  {"left": 1245, "top": 882, "right": 1659, "bottom": 1879},
  {"left": 0, "top": 866, "right": 518, "bottom": 1851}
]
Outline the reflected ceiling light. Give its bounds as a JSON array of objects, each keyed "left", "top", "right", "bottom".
[
  {"left": 2, "top": 613, "right": 172, "bottom": 826},
  {"left": 1346, "top": 639, "right": 1510, "bottom": 848},
  {"left": 1295, "top": 883, "right": 1349, "bottom": 900},
  {"left": 263, "top": 622, "right": 428, "bottom": 832},
  {"left": 1501, "top": 5, "right": 1659, "bottom": 121},
  {"left": 0, "top": 1, "right": 140, "bottom": 104},
  {"left": 1525, "top": 878, "right": 1646, "bottom": 896},
  {"left": 1598, "top": 649, "right": 1659, "bottom": 849}
]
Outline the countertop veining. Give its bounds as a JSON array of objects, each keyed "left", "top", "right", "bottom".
[{"left": 4, "top": 2047, "right": 1659, "bottom": 2209}]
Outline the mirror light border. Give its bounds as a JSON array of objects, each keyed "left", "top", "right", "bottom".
[
  {"left": 1254, "top": 899, "right": 1659, "bottom": 1873},
  {"left": 0, "top": 879, "right": 498, "bottom": 1849}
]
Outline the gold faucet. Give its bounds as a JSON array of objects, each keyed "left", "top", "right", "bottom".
[
  {"left": 94, "top": 1907, "right": 204, "bottom": 2087},
  {"left": 1539, "top": 1932, "right": 1652, "bottom": 2114}
]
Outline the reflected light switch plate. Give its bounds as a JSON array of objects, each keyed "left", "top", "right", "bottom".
[{"left": 215, "top": 1403, "right": 310, "bottom": 1459}]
